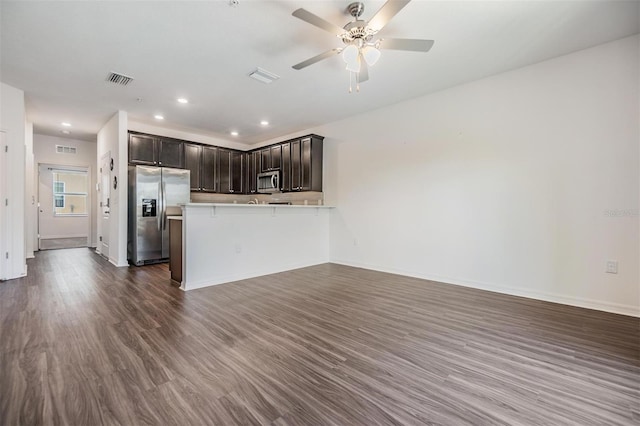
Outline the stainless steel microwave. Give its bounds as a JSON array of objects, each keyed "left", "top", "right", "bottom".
[{"left": 257, "top": 171, "right": 280, "bottom": 193}]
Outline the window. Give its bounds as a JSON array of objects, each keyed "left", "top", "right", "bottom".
[
  {"left": 53, "top": 182, "right": 65, "bottom": 208},
  {"left": 52, "top": 170, "right": 88, "bottom": 216}
]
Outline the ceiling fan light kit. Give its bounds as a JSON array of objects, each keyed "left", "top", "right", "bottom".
[
  {"left": 292, "top": 0, "right": 434, "bottom": 92},
  {"left": 362, "top": 45, "right": 381, "bottom": 66},
  {"left": 343, "top": 44, "right": 360, "bottom": 70}
]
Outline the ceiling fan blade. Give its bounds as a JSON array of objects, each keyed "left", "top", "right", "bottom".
[
  {"left": 292, "top": 49, "right": 341, "bottom": 70},
  {"left": 292, "top": 8, "right": 345, "bottom": 36},
  {"left": 359, "top": 56, "right": 369, "bottom": 83},
  {"left": 367, "top": 0, "right": 411, "bottom": 32},
  {"left": 378, "top": 38, "right": 434, "bottom": 52}
]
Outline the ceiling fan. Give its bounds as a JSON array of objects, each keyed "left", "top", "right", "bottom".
[{"left": 291, "top": 0, "right": 434, "bottom": 90}]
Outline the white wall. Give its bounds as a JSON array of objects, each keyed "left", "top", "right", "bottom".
[
  {"left": 0, "top": 82, "right": 26, "bottom": 280},
  {"left": 24, "top": 121, "right": 35, "bottom": 258},
  {"left": 33, "top": 134, "right": 98, "bottom": 247},
  {"left": 285, "top": 36, "right": 639, "bottom": 316},
  {"left": 97, "top": 111, "right": 128, "bottom": 267}
]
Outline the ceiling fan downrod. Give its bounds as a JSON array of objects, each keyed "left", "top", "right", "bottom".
[{"left": 347, "top": 2, "right": 365, "bottom": 19}]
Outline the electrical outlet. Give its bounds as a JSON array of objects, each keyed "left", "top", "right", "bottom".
[
  {"left": 235, "top": 244, "right": 242, "bottom": 254},
  {"left": 353, "top": 239, "right": 358, "bottom": 246},
  {"left": 606, "top": 260, "right": 618, "bottom": 274}
]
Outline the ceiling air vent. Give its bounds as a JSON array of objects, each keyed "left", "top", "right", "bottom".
[
  {"left": 248, "top": 67, "right": 280, "bottom": 84},
  {"left": 56, "top": 145, "right": 77, "bottom": 154},
  {"left": 106, "top": 71, "right": 134, "bottom": 86}
]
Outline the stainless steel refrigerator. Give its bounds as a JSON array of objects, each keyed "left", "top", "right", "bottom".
[{"left": 128, "top": 165, "right": 190, "bottom": 265}]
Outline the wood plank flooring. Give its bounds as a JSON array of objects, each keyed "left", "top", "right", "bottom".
[{"left": 1, "top": 248, "right": 638, "bottom": 425}]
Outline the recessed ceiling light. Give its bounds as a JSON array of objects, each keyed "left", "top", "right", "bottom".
[
  {"left": 230, "top": 131, "right": 239, "bottom": 136},
  {"left": 61, "top": 122, "right": 71, "bottom": 127},
  {"left": 177, "top": 98, "right": 188, "bottom": 104},
  {"left": 154, "top": 115, "right": 164, "bottom": 120},
  {"left": 260, "top": 120, "right": 269, "bottom": 126},
  {"left": 61, "top": 130, "right": 71, "bottom": 135}
]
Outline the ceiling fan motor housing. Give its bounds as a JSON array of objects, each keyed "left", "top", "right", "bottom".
[{"left": 342, "top": 20, "right": 376, "bottom": 46}]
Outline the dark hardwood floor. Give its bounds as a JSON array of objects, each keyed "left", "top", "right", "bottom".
[{"left": 1, "top": 248, "right": 638, "bottom": 425}]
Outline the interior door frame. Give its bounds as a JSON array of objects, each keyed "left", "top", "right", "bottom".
[
  {"left": 37, "top": 163, "right": 91, "bottom": 250},
  {"left": 98, "top": 151, "right": 111, "bottom": 258}
]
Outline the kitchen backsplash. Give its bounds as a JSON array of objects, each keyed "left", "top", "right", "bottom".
[{"left": 190, "top": 191, "right": 324, "bottom": 206}]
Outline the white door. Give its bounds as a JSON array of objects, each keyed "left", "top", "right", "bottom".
[{"left": 99, "top": 152, "right": 111, "bottom": 257}]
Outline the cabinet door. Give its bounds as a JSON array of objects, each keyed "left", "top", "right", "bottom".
[
  {"left": 243, "top": 153, "right": 250, "bottom": 195},
  {"left": 260, "top": 148, "right": 271, "bottom": 172},
  {"left": 281, "top": 143, "right": 291, "bottom": 192},
  {"left": 218, "top": 148, "right": 231, "bottom": 193},
  {"left": 270, "top": 145, "right": 282, "bottom": 170},
  {"left": 202, "top": 146, "right": 218, "bottom": 192},
  {"left": 248, "top": 151, "right": 260, "bottom": 194},
  {"left": 129, "top": 134, "right": 157, "bottom": 165},
  {"left": 310, "top": 136, "right": 324, "bottom": 192},
  {"left": 300, "top": 137, "right": 312, "bottom": 191},
  {"left": 158, "top": 138, "right": 184, "bottom": 168},
  {"left": 184, "top": 143, "right": 202, "bottom": 191},
  {"left": 230, "top": 151, "right": 243, "bottom": 193},
  {"left": 291, "top": 140, "right": 301, "bottom": 191}
]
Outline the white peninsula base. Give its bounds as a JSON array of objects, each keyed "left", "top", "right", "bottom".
[{"left": 179, "top": 203, "right": 333, "bottom": 290}]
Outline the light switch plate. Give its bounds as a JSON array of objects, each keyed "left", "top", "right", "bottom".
[{"left": 606, "top": 260, "right": 618, "bottom": 274}]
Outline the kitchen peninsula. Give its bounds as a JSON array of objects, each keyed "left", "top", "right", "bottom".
[{"left": 173, "top": 203, "right": 333, "bottom": 290}]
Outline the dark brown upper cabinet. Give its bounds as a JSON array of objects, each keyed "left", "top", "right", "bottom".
[
  {"left": 218, "top": 148, "right": 243, "bottom": 194},
  {"left": 184, "top": 143, "right": 202, "bottom": 191},
  {"left": 158, "top": 138, "right": 184, "bottom": 168},
  {"left": 231, "top": 151, "right": 243, "bottom": 193},
  {"left": 270, "top": 145, "right": 282, "bottom": 170},
  {"left": 301, "top": 137, "right": 312, "bottom": 191},
  {"left": 129, "top": 134, "right": 157, "bottom": 165},
  {"left": 259, "top": 144, "right": 282, "bottom": 173},
  {"left": 128, "top": 133, "right": 184, "bottom": 168},
  {"left": 247, "top": 151, "right": 260, "bottom": 194},
  {"left": 201, "top": 146, "right": 218, "bottom": 192},
  {"left": 260, "top": 148, "right": 270, "bottom": 172},
  {"left": 289, "top": 136, "right": 323, "bottom": 192},
  {"left": 290, "top": 140, "right": 301, "bottom": 191},
  {"left": 280, "top": 142, "right": 291, "bottom": 192}
]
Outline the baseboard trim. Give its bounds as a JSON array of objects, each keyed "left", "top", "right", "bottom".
[
  {"left": 39, "top": 234, "right": 88, "bottom": 240},
  {"left": 331, "top": 259, "right": 640, "bottom": 318},
  {"left": 108, "top": 258, "right": 129, "bottom": 268}
]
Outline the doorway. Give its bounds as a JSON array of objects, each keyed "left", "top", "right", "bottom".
[
  {"left": 98, "top": 152, "right": 111, "bottom": 258},
  {"left": 38, "top": 164, "right": 90, "bottom": 250}
]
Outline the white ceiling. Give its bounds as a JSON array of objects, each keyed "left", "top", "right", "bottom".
[{"left": 1, "top": 0, "right": 638, "bottom": 145}]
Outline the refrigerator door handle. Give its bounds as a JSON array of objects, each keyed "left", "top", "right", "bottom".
[
  {"left": 158, "top": 181, "right": 162, "bottom": 231},
  {"left": 162, "top": 181, "right": 167, "bottom": 231}
]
